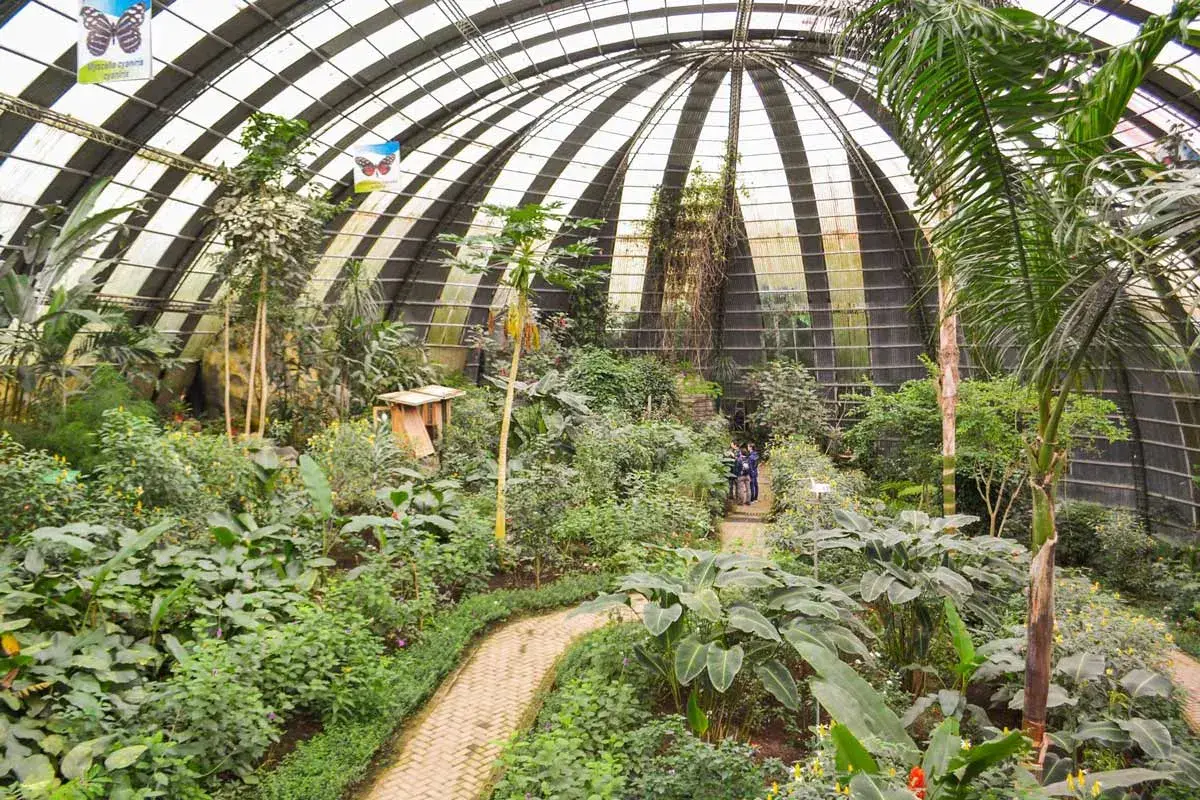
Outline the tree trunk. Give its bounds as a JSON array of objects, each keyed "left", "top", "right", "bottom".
[
  {"left": 224, "top": 302, "right": 233, "bottom": 442},
  {"left": 938, "top": 275, "right": 959, "bottom": 518},
  {"left": 494, "top": 301, "right": 527, "bottom": 544},
  {"left": 243, "top": 299, "right": 262, "bottom": 438},
  {"left": 257, "top": 307, "right": 269, "bottom": 437},
  {"left": 1022, "top": 475, "right": 1058, "bottom": 746}
]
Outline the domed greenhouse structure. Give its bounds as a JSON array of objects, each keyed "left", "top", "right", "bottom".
[{"left": 2, "top": 1, "right": 1200, "bottom": 799}]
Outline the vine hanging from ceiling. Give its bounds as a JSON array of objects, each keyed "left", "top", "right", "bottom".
[{"left": 641, "top": 156, "right": 743, "bottom": 373}]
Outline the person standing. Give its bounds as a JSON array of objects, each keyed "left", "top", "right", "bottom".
[
  {"left": 748, "top": 443, "right": 760, "bottom": 503},
  {"left": 725, "top": 441, "right": 740, "bottom": 499},
  {"left": 737, "top": 445, "right": 752, "bottom": 505}
]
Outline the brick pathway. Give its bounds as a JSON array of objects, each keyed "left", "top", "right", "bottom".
[
  {"left": 361, "top": 467, "right": 772, "bottom": 800},
  {"left": 1169, "top": 650, "right": 1200, "bottom": 734},
  {"left": 360, "top": 605, "right": 625, "bottom": 800},
  {"left": 720, "top": 464, "right": 772, "bottom": 555}
]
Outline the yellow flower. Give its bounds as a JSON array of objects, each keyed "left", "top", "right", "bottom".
[
  {"left": 961, "top": 739, "right": 971, "bottom": 750},
  {"left": 771, "top": 782, "right": 779, "bottom": 794},
  {"left": 1091, "top": 780, "right": 1102, "bottom": 797}
]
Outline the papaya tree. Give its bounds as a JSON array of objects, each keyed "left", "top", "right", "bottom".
[{"left": 441, "top": 203, "right": 606, "bottom": 543}]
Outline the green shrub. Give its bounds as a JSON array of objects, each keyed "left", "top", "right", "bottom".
[
  {"left": 437, "top": 387, "right": 500, "bottom": 479},
  {"left": 247, "top": 605, "right": 393, "bottom": 722},
  {"left": 1054, "top": 574, "right": 1172, "bottom": 675},
  {"left": 91, "top": 408, "right": 217, "bottom": 527},
  {"left": 148, "top": 638, "right": 279, "bottom": 780},
  {"left": 565, "top": 348, "right": 679, "bottom": 416},
  {"left": 5, "top": 366, "right": 157, "bottom": 471},
  {"left": 1055, "top": 502, "right": 1158, "bottom": 594},
  {"left": 626, "top": 719, "right": 777, "bottom": 800},
  {"left": 493, "top": 624, "right": 783, "bottom": 800},
  {"left": 0, "top": 433, "right": 92, "bottom": 539},
  {"left": 306, "top": 417, "right": 413, "bottom": 513},
  {"left": 744, "top": 359, "right": 830, "bottom": 444},
  {"left": 1055, "top": 501, "right": 1112, "bottom": 568},
  {"left": 324, "top": 556, "right": 428, "bottom": 639},
  {"left": 767, "top": 436, "right": 866, "bottom": 542},
  {"left": 168, "top": 427, "right": 261, "bottom": 513}
]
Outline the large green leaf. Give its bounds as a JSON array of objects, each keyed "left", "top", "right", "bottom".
[
  {"left": 680, "top": 588, "right": 722, "bottom": 622},
  {"left": 687, "top": 686, "right": 709, "bottom": 736},
  {"left": 618, "top": 572, "right": 683, "bottom": 595},
  {"left": 848, "top": 773, "right": 912, "bottom": 800},
  {"left": 714, "top": 569, "right": 781, "bottom": 589},
  {"left": 570, "top": 592, "right": 628, "bottom": 618},
  {"left": 688, "top": 552, "right": 720, "bottom": 586},
  {"left": 922, "top": 717, "right": 961, "bottom": 780},
  {"left": 831, "top": 722, "right": 880, "bottom": 775},
  {"left": 945, "top": 728, "right": 1026, "bottom": 785},
  {"left": 859, "top": 571, "right": 896, "bottom": 602},
  {"left": 1073, "top": 719, "right": 1129, "bottom": 745},
  {"left": 1120, "top": 669, "right": 1173, "bottom": 700},
  {"left": 1055, "top": 651, "right": 1106, "bottom": 684},
  {"left": 797, "top": 642, "right": 918, "bottom": 762},
  {"left": 1118, "top": 717, "right": 1173, "bottom": 760},
  {"left": 674, "top": 636, "right": 708, "bottom": 685},
  {"left": 1043, "top": 768, "right": 1175, "bottom": 796},
  {"left": 706, "top": 642, "right": 744, "bottom": 693},
  {"left": 104, "top": 745, "right": 148, "bottom": 770},
  {"left": 298, "top": 455, "right": 334, "bottom": 518},
  {"left": 727, "top": 605, "right": 781, "bottom": 642},
  {"left": 754, "top": 659, "right": 799, "bottom": 710},
  {"left": 642, "top": 602, "right": 683, "bottom": 636},
  {"left": 943, "top": 598, "right": 980, "bottom": 681}
]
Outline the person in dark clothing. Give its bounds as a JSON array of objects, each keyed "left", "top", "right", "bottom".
[
  {"left": 747, "top": 443, "right": 760, "bottom": 503},
  {"left": 736, "top": 445, "right": 752, "bottom": 505}
]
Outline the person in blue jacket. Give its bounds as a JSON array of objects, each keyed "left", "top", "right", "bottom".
[{"left": 747, "top": 443, "right": 760, "bottom": 503}]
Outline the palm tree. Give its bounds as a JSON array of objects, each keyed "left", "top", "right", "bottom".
[
  {"left": 843, "top": 0, "right": 1200, "bottom": 744},
  {"left": 442, "top": 203, "right": 605, "bottom": 543}
]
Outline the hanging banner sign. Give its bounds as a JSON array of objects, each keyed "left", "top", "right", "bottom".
[
  {"left": 352, "top": 142, "right": 400, "bottom": 193},
  {"left": 77, "top": 0, "right": 152, "bottom": 85}
]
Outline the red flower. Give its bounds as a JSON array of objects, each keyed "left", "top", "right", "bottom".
[{"left": 908, "top": 766, "right": 926, "bottom": 799}]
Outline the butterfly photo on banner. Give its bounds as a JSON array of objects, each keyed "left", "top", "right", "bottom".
[
  {"left": 80, "top": 2, "right": 147, "bottom": 58},
  {"left": 355, "top": 153, "right": 396, "bottom": 177}
]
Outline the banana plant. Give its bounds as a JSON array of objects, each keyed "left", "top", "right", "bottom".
[
  {"left": 576, "top": 547, "right": 870, "bottom": 738},
  {"left": 0, "top": 179, "right": 162, "bottom": 421}
]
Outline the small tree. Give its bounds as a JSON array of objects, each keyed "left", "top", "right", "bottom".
[
  {"left": 211, "top": 113, "right": 340, "bottom": 440},
  {"left": 744, "top": 358, "right": 832, "bottom": 444},
  {"left": 441, "top": 203, "right": 606, "bottom": 543},
  {"left": 847, "top": 369, "right": 1127, "bottom": 537}
]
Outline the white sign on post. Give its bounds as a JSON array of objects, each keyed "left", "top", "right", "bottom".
[{"left": 77, "top": 1, "right": 153, "bottom": 85}]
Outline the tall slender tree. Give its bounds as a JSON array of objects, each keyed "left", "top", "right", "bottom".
[
  {"left": 844, "top": 0, "right": 1200, "bottom": 745},
  {"left": 442, "top": 203, "right": 606, "bottom": 543},
  {"left": 211, "top": 113, "right": 339, "bottom": 438}
]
